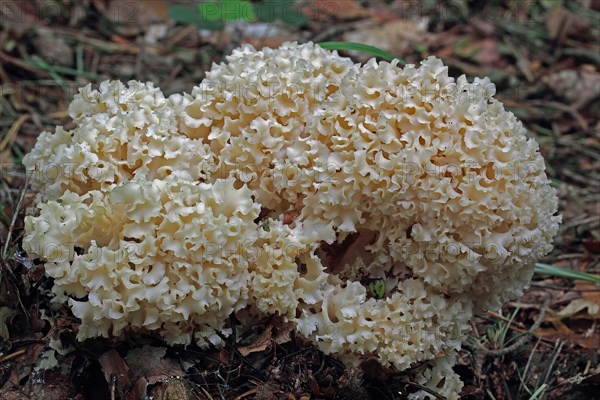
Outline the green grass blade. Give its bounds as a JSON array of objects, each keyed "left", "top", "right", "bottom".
[
  {"left": 535, "top": 263, "right": 600, "bottom": 283},
  {"left": 529, "top": 383, "right": 547, "bottom": 400},
  {"left": 27, "top": 57, "right": 105, "bottom": 80},
  {"left": 318, "top": 42, "right": 405, "bottom": 64}
]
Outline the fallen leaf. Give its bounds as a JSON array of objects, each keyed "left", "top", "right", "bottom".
[
  {"left": 1, "top": 364, "right": 85, "bottom": 400},
  {"left": 536, "top": 319, "right": 599, "bottom": 349},
  {"left": 308, "top": 372, "right": 320, "bottom": 396},
  {"left": 544, "top": 6, "right": 589, "bottom": 42},
  {"left": 307, "top": 0, "right": 371, "bottom": 22},
  {"left": 582, "top": 237, "right": 600, "bottom": 254},
  {"left": 536, "top": 294, "right": 600, "bottom": 349},
  {"left": 460, "top": 38, "right": 502, "bottom": 65},
  {"left": 343, "top": 20, "right": 428, "bottom": 61},
  {"left": 575, "top": 282, "right": 600, "bottom": 304},
  {"left": 237, "top": 315, "right": 293, "bottom": 357},
  {"left": 0, "top": 148, "right": 14, "bottom": 169},
  {"left": 0, "top": 306, "right": 16, "bottom": 341},
  {"left": 98, "top": 349, "right": 130, "bottom": 398},
  {"left": 7, "top": 339, "right": 47, "bottom": 388},
  {"left": 150, "top": 378, "right": 195, "bottom": 400},
  {"left": 551, "top": 298, "right": 600, "bottom": 320},
  {"left": 125, "top": 346, "right": 183, "bottom": 385},
  {"left": 0, "top": 388, "right": 28, "bottom": 400},
  {"left": 239, "top": 324, "right": 273, "bottom": 357},
  {"left": 542, "top": 69, "right": 600, "bottom": 107},
  {"left": 124, "top": 377, "right": 148, "bottom": 400},
  {"left": 104, "top": 0, "right": 170, "bottom": 36},
  {"left": 227, "top": 21, "right": 297, "bottom": 50},
  {"left": 32, "top": 29, "right": 73, "bottom": 67},
  {"left": 272, "top": 316, "right": 294, "bottom": 345},
  {"left": 256, "top": 384, "right": 278, "bottom": 398}
]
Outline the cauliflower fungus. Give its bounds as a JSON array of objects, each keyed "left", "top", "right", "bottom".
[{"left": 23, "top": 42, "right": 560, "bottom": 398}]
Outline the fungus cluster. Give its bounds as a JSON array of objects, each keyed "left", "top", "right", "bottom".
[{"left": 23, "top": 42, "right": 560, "bottom": 398}]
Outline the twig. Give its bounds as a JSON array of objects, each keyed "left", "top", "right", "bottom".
[
  {"left": 485, "top": 310, "right": 513, "bottom": 323},
  {"left": 234, "top": 387, "right": 258, "bottom": 400},
  {"left": 0, "top": 52, "right": 51, "bottom": 77},
  {"left": 165, "top": 25, "right": 197, "bottom": 47},
  {"left": 214, "top": 330, "right": 267, "bottom": 381},
  {"left": 110, "top": 374, "right": 117, "bottom": 400},
  {"left": 538, "top": 340, "right": 564, "bottom": 389},
  {"left": 518, "top": 337, "right": 541, "bottom": 396},
  {"left": 0, "top": 114, "right": 29, "bottom": 152},
  {"left": 515, "top": 364, "right": 533, "bottom": 397},
  {"left": 1, "top": 178, "right": 29, "bottom": 323},
  {"left": 528, "top": 100, "right": 588, "bottom": 131},
  {"left": 0, "top": 349, "right": 26, "bottom": 363},
  {"left": 549, "top": 371, "right": 591, "bottom": 391},
  {"left": 1, "top": 177, "right": 28, "bottom": 261},
  {"left": 310, "top": 21, "right": 369, "bottom": 43},
  {"left": 198, "top": 385, "right": 214, "bottom": 400},
  {"left": 490, "top": 298, "right": 549, "bottom": 357},
  {"left": 530, "top": 282, "right": 600, "bottom": 292},
  {"left": 465, "top": 297, "right": 551, "bottom": 379}
]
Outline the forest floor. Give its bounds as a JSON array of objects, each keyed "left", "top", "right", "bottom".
[{"left": 0, "top": 1, "right": 598, "bottom": 399}]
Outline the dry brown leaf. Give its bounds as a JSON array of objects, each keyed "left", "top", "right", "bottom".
[
  {"left": 239, "top": 324, "right": 273, "bottom": 357},
  {"left": 31, "top": 30, "right": 73, "bottom": 67},
  {"left": 255, "top": 384, "right": 279, "bottom": 399},
  {"left": 553, "top": 298, "right": 600, "bottom": 320},
  {"left": 238, "top": 316, "right": 293, "bottom": 356},
  {"left": 0, "top": 149, "right": 14, "bottom": 168},
  {"left": 0, "top": 307, "right": 15, "bottom": 341},
  {"left": 536, "top": 319, "right": 599, "bottom": 349},
  {"left": 308, "top": 0, "right": 371, "bottom": 22},
  {"left": 462, "top": 38, "right": 502, "bottom": 65},
  {"left": 343, "top": 20, "right": 428, "bottom": 60},
  {"left": 308, "top": 372, "right": 321, "bottom": 396},
  {"left": 1, "top": 365, "right": 85, "bottom": 400},
  {"left": 583, "top": 238, "right": 600, "bottom": 254},
  {"left": 104, "top": 0, "right": 170, "bottom": 36},
  {"left": 29, "top": 368, "right": 84, "bottom": 400},
  {"left": 542, "top": 69, "right": 600, "bottom": 107},
  {"left": 124, "top": 377, "right": 148, "bottom": 400},
  {"left": 544, "top": 6, "right": 589, "bottom": 41},
  {"left": 273, "top": 317, "right": 294, "bottom": 345},
  {"left": 575, "top": 282, "right": 600, "bottom": 304},
  {"left": 227, "top": 22, "right": 297, "bottom": 51},
  {"left": 122, "top": 346, "right": 184, "bottom": 400},
  {"left": 536, "top": 293, "right": 600, "bottom": 349},
  {"left": 98, "top": 349, "right": 130, "bottom": 397},
  {"left": 0, "top": 389, "right": 29, "bottom": 400},
  {"left": 124, "top": 346, "right": 183, "bottom": 385},
  {"left": 6, "top": 339, "right": 46, "bottom": 388},
  {"left": 150, "top": 378, "right": 195, "bottom": 400}
]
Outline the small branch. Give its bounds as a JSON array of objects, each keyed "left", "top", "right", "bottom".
[
  {"left": 485, "top": 298, "right": 550, "bottom": 358},
  {"left": 465, "top": 297, "right": 551, "bottom": 380},
  {"left": 0, "top": 349, "right": 26, "bottom": 364},
  {"left": 1, "top": 177, "right": 28, "bottom": 262}
]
